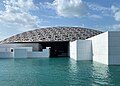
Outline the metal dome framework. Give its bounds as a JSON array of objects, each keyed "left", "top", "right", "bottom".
[{"left": 1, "top": 27, "right": 103, "bottom": 43}]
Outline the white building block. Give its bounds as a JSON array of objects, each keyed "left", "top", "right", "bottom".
[
  {"left": 0, "top": 52, "right": 13, "bottom": 58},
  {"left": 0, "top": 48, "right": 14, "bottom": 58},
  {"left": 70, "top": 41, "right": 77, "bottom": 60},
  {"left": 14, "top": 49, "right": 27, "bottom": 58},
  {"left": 27, "top": 48, "right": 50, "bottom": 58},
  {"left": 87, "top": 32, "right": 108, "bottom": 65},
  {"left": 0, "top": 48, "right": 7, "bottom": 52},
  {"left": 14, "top": 47, "right": 32, "bottom": 52},
  {"left": 70, "top": 40, "right": 92, "bottom": 60}
]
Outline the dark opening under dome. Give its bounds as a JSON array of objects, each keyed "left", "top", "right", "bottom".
[{"left": 0, "top": 27, "right": 103, "bottom": 43}]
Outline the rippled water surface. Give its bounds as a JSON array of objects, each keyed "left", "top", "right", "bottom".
[{"left": 0, "top": 58, "right": 120, "bottom": 86}]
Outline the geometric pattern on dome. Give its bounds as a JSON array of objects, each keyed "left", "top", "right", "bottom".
[{"left": 0, "top": 27, "right": 103, "bottom": 43}]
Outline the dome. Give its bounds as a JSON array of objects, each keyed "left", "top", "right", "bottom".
[{"left": 0, "top": 27, "right": 103, "bottom": 43}]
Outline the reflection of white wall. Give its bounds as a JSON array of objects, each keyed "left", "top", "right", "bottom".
[
  {"left": 87, "top": 32, "right": 108, "bottom": 65},
  {"left": 70, "top": 40, "right": 92, "bottom": 60}
]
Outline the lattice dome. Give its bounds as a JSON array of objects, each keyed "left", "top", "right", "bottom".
[{"left": 0, "top": 27, "right": 103, "bottom": 43}]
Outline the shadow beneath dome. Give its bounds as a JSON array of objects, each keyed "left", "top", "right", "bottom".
[{"left": 39, "top": 41, "right": 69, "bottom": 58}]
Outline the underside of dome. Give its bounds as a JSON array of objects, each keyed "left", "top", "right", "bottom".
[{"left": 0, "top": 27, "right": 103, "bottom": 43}]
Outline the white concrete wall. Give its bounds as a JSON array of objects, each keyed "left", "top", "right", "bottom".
[
  {"left": 87, "top": 32, "right": 109, "bottom": 65},
  {"left": 14, "top": 49, "right": 27, "bottom": 58},
  {"left": 0, "top": 48, "right": 6, "bottom": 52},
  {"left": 0, "top": 48, "right": 12, "bottom": 52},
  {"left": 27, "top": 49, "right": 49, "bottom": 58},
  {"left": 108, "top": 31, "right": 120, "bottom": 65},
  {"left": 70, "top": 41, "right": 77, "bottom": 60},
  {"left": 70, "top": 40, "right": 92, "bottom": 60},
  {"left": 77, "top": 40, "right": 92, "bottom": 60},
  {"left": 6, "top": 48, "right": 12, "bottom": 52},
  {"left": 87, "top": 31, "right": 120, "bottom": 65},
  {"left": 14, "top": 47, "right": 32, "bottom": 52},
  {"left": 0, "top": 52, "right": 13, "bottom": 58},
  {"left": 0, "top": 46, "right": 49, "bottom": 58},
  {"left": 0, "top": 48, "right": 13, "bottom": 58},
  {"left": 0, "top": 43, "right": 39, "bottom": 51},
  {"left": 0, "top": 47, "right": 32, "bottom": 58}
]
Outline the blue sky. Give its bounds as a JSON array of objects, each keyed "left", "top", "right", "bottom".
[{"left": 0, "top": 0, "right": 120, "bottom": 40}]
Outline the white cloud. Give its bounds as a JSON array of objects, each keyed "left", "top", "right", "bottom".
[
  {"left": 39, "top": 2, "right": 54, "bottom": 10},
  {"left": 3, "top": 0, "right": 38, "bottom": 12},
  {"left": 52, "top": 0, "right": 87, "bottom": 17},
  {"left": 114, "top": 12, "right": 120, "bottom": 21},
  {"left": 88, "top": 3, "right": 111, "bottom": 12},
  {"left": 40, "top": 0, "right": 111, "bottom": 18},
  {"left": 112, "top": 24, "right": 120, "bottom": 30},
  {"left": 0, "top": 0, "right": 40, "bottom": 39},
  {"left": 111, "top": 5, "right": 120, "bottom": 21},
  {"left": 87, "top": 2, "right": 112, "bottom": 17},
  {"left": 88, "top": 14, "right": 102, "bottom": 19},
  {"left": 98, "top": 24, "right": 120, "bottom": 31},
  {"left": 111, "top": 6, "right": 119, "bottom": 13}
]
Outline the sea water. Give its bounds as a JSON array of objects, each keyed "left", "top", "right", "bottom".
[{"left": 0, "top": 58, "right": 120, "bottom": 86}]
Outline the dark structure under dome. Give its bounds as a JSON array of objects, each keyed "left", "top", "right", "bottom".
[{"left": 0, "top": 27, "right": 103, "bottom": 57}]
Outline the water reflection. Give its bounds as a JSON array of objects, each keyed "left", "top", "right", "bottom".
[
  {"left": 91, "top": 62, "right": 120, "bottom": 86},
  {"left": 69, "top": 59, "right": 78, "bottom": 74},
  {"left": 68, "top": 59, "right": 94, "bottom": 85},
  {"left": 108, "top": 65, "right": 120, "bottom": 85},
  {"left": 0, "top": 58, "right": 120, "bottom": 86},
  {"left": 91, "top": 62, "right": 110, "bottom": 85},
  {"left": 68, "top": 59, "right": 120, "bottom": 86}
]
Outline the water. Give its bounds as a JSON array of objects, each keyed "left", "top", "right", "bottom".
[{"left": 0, "top": 58, "right": 120, "bottom": 86}]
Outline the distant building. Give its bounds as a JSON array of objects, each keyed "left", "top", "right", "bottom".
[
  {"left": 0, "top": 27, "right": 120, "bottom": 65},
  {"left": 0, "top": 27, "right": 102, "bottom": 57}
]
